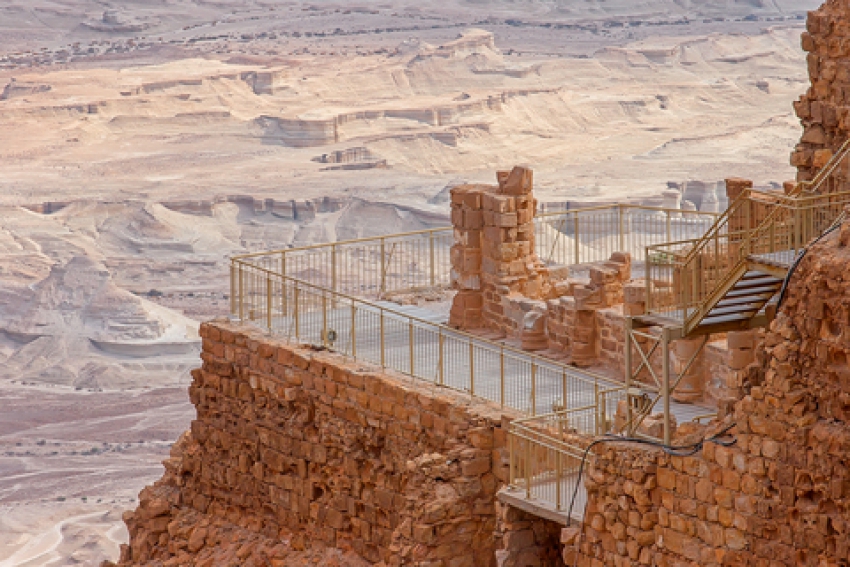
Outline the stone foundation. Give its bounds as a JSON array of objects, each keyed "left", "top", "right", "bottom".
[{"left": 113, "top": 321, "right": 527, "bottom": 567}]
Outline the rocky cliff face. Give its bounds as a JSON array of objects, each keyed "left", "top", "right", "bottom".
[{"left": 793, "top": 0, "right": 850, "bottom": 181}]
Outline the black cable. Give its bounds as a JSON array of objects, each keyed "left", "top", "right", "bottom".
[
  {"left": 565, "top": 423, "right": 737, "bottom": 566},
  {"left": 777, "top": 213, "right": 846, "bottom": 308}
]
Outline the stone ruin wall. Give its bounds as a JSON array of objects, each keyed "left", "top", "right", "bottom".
[
  {"left": 448, "top": 166, "right": 552, "bottom": 336},
  {"left": 794, "top": 0, "right": 850, "bottom": 182},
  {"left": 110, "top": 320, "right": 533, "bottom": 567},
  {"left": 567, "top": 213, "right": 850, "bottom": 566},
  {"left": 448, "top": 168, "right": 760, "bottom": 407}
]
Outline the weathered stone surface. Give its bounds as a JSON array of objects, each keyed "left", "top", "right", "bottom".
[
  {"left": 448, "top": 166, "right": 552, "bottom": 336},
  {"left": 114, "top": 321, "right": 520, "bottom": 567},
  {"left": 793, "top": 0, "right": 850, "bottom": 186}
]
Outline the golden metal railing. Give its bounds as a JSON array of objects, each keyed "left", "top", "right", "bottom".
[
  {"left": 232, "top": 228, "right": 455, "bottom": 301},
  {"left": 643, "top": 140, "right": 850, "bottom": 332},
  {"left": 230, "top": 205, "right": 717, "bottom": 303},
  {"left": 645, "top": 188, "right": 850, "bottom": 331},
  {"left": 231, "top": 257, "right": 622, "bottom": 417},
  {"left": 507, "top": 390, "right": 624, "bottom": 517},
  {"left": 536, "top": 204, "right": 716, "bottom": 269}
]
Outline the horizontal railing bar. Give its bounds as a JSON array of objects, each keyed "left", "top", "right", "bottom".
[
  {"left": 511, "top": 396, "right": 623, "bottom": 425},
  {"left": 506, "top": 432, "right": 590, "bottom": 458},
  {"left": 234, "top": 203, "right": 720, "bottom": 263},
  {"left": 537, "top": 203, "right": 720, "bottom": 219},
  {"left": 232, "top": 259, "right": 621, "bottom": 390},
  {"left": 233, "top": 227, "right": 452, "bottom": 260}
]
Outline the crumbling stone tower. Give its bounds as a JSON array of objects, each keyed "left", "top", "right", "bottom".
[{"left": 448, "top": 166, "right": 551, "bottom": 335}]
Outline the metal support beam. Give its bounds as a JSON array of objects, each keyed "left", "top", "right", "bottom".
[{"left": 662, "top": 327, "right": 671, "bottom": 445}]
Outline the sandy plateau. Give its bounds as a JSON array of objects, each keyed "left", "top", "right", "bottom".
[{"left": 0, "top": 0, "right": 822, "bottom": 565}]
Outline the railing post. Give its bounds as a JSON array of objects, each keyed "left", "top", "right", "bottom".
[
  {"left": 509, "top": 426, "right": 514, "bottom": 486},
  {"left": 438, "top": 329, "right": 445, "bottom": 386},
  {"left": 645, "top": 248, "right": 652, "bottom": 312},
  {"left": 662, "top": 327, "right": 671, "bottom": 446},
  {"left": 282, "top": 276, "right": 288, "bottom": 319},
  {"left": 331, "top": 244, "right": 337, "bottom": 293},
  {"left": 238, "top": 263, "right": 244, "bottom": 321},
  {"left": 525, "top": 434, "right": 531, "bottom": 499},
  {"left": 531, "top": 362, "right": 537, "bottom": 416},
  {"left": 500, "top": 345, "right": 505, "bottom": 407},
  {"left": 230, "top": 262, "right": 236, "bottom": 317},
  {"left": 380, "top": 309, "right": 386, "bottom": 367},
  {"left": 409, "top": 320, "right": 415, "bottom": 376},
  {"left": 574, "top": 216, "right": 581, "bottom": 264},
  {"left": 618, "top": 205, "right": 625, "bottom": 252},
  {"left": 322, "top": 294, "right": 328, "bottom": 347},
  {"left": 599, "top": 390, "right": 608, "bottom": 436},
  {"left": 351, "top": 302, "right": 357, "bottom": 358},
  {"left": 379, "top": 237, "right": 387, "bottom": 299},
  {"left": 562, "top": 369, "right": 567, "bottom": 414},
  {"left": 429, "top": 232, "right": 436, "bottom": 288},
  {"left": 266, "top": 276, "right": 272, "bottom": 331},
  {"left": 556, "top": 450, "right": 562, "bottom": 511},
  {"left": 594, "top": 382, "right": 600, "bottom": 435},
  {"left": 666, "top": 211, "right": 672, "bottom": 243},
  {"left": 294, "top": 286, "right": 300, "bottom": 339},
  {"left": 469, "top": 339, "right": 475, "bottom": 396},
  {"left": 625, "top": 317, "right": 633, "bottom": 435}
]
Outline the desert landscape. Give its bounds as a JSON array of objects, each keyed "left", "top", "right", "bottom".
[{"left": 0, "top": 0, "right": 823, "bottom": 565}]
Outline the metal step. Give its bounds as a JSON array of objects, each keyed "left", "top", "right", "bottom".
[
  {"left": 740, "top": 270, "right": 773, "bottom": 280},
  {"left": 730, "top": 276, "right": 783, "bottom": 291},
  {"left": 725, "top": 285, "right": 782, "bottom": 299},
  {"left": 699, "top": 312, "right": 753, "bottom": 327},
  {"left": 705, "top": 304, "right": 761, "bottom": 318},
  {"left": 715, "top": 294, "right": 776, "bottom": 309}
]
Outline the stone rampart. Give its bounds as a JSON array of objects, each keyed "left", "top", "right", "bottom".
[{"left": 112, "top": 320, "right": 521, "bottom": 567}]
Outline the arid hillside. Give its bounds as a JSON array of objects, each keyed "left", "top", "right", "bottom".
[{"left": 0, "top": 0, "right": 822, "bottom": 565}]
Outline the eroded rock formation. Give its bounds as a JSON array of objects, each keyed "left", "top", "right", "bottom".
[{"left": 793, "top": 0, "right": 850, "bottom": 182}]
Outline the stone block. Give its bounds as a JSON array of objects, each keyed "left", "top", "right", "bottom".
[{"left": 497, "top": 166, "right": 533, "bottom": 196}]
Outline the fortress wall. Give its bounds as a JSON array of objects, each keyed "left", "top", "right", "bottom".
[
  {"left": 793, "top": 0, "right": 850, "bottom": 182},
  {"left": 114, "top": 320, "right": 521, "bottom": 567}
]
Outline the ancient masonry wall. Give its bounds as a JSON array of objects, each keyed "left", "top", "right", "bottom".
[
  {"left": 793, "top": 0, "right": 850, "bottom": 182},
  {"left": 114, "top": 321, "right": 526, "bottom": 567},
  {"left": 568, "top": 214, "right": 850, "bottom": 566},
  {"left": 448, "top": 166, "right": 551, "bottom": 336}
]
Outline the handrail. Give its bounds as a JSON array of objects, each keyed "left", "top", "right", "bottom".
[
  {"left": 506, "top": 393, "right": 625, "bottom": 518},
  {"left": 797, "top": 138, "right": 850, "bottom": 195},
  {"left": 645, "top": 180, "right": 850, "bottom": 331},
  {"left": 230, "top": 204, "right": 718, "bottom": 262},
  {"left": 233, "top": 258, "right": 619, "bottom": 382},
  {"left": 231, "top": 257, "right": 623, "bottom": 418},
  {"left": 231, "top": 203, "right": 718, "bottom": 305}
]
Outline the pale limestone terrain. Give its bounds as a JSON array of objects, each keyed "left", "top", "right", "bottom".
[{"left": 0, "top": 0, "right": 822, "bottom": 564}]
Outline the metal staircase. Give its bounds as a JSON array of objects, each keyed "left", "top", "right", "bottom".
[
  {"left": 642, "top": 140, "right": 850, "bottom": 337},
  {"left": 624, "top": 141, "right": 850, "bottom": 442}
]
